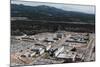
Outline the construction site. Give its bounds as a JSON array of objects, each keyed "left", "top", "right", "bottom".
[{"left": 10, "top": 31, "right": 95, "bottom": 66}]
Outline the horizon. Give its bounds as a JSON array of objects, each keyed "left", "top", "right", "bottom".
[{"left": 11, "top": 0, "right": 95, "bottom": 14}]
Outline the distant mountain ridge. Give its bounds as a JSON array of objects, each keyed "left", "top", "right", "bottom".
[{"left": 11, "top": 4, "right": 95, "bottom": 23}]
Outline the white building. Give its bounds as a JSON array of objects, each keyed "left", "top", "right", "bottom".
[
  {"left": 57, "top": 51, "right": 76, "bottom": 61},
  {"left": 54, "top": 46, "right": 64, "bottom": 57},
  {"left": 30, "top": 52, "right": 36, "bottom": 57},
  {"left": 54, "top": 45, "right": 74, "bottom": 57},
  {"left": 30, "top": 45, "right": 45, "bottom": 55},
  {"left": 46, "top": 45, "right": 52, "bottom": 51},
  {"left": 44, "top": 37, "right": 55, "bottom": 43}
]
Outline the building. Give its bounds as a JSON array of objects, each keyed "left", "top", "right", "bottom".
[
  {"left": 46, "top": 45, "right": 52, "bottom": 51},
  {"left": 44, "top": 37, "right": 56, "bottom": 43},
  {"left": 56, "top": 31, "right": 66, "bottom": 38},
  {"left": 66, "top": 35, "right": 87, "bottom": 43},
  {"left": 38, "top": 37, "right": 45, "bottom": 41},
  {"left": 53, "top": 44, "right": 77, "bottom": 62},
  {"left": 67, "top": 39, "right": 87, "bottom": 43},
  {"left": 30, "top": 45, "right": 45, "bottom": 55},
  {"left": 56, "top": 33, "right": 64, "bottom": 38},
  {"left": 54, "top": 46, "right": 64, "bottom": 57},
  {"left": 54, "top": 45, "right": 74, "bottom": 57},
  {"left": 15, "top": 36, "right": 22, "bottom": 40},
  {"left": 56, "top": 51, "right": 77, "bottom": 62},
  {"left": 30, "top": 52, "right": 36, "bottom": 57}
]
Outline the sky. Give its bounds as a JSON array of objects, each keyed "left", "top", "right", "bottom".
[{"left": 11, "top": 0, "right": 95, "bottom": 14}]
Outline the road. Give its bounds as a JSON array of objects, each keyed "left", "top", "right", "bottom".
[
  {"left": 83, "top": 34, "right": 95, "bottom": 61},
  {"left": 51, "top": 34, "right": 71, "bottom": 50}
]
